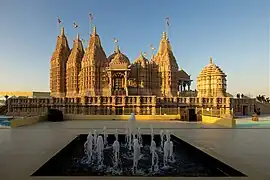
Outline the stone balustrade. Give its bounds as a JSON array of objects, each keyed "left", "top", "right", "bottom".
[{"left": 6, "top": 96, "right": 236, "bottom": 116}]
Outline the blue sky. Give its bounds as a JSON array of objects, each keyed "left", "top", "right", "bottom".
[{"left": 0, "top": 0, "right": 269, "bottom": 97}]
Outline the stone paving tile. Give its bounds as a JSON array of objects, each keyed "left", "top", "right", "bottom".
[{"left": 0, "top": 121, "right": 269, "bottom": 180}]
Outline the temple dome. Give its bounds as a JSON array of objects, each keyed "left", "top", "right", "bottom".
[
  {"left": 199, "top": 57, "right": 226, "bottom": 77},
  {"left": 134, "top": 52, "right": 148, "bottom": 67},
  {"left": 109, "top": 46, "right": 130, "bottom": 65}
]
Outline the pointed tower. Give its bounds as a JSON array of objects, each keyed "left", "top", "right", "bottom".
[
  {"left": 66, "top": 34, "right": 85, "bottom": 97},
  {"left": 153, "top": 32, "right": 179, "bottom": 97},
  {"left": 133, "top": 52, "right": 150, "bottom": 95},
  {"left": 50, "top": 27, "right": 71, "bottom": 97},
  {"left": 79, "top": 26, "right": 107, "bottom": 96}
]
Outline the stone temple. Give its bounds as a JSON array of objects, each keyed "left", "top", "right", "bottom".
[
  {"left": 50, "top": 26, "right": 193, "bottom": 98},
  {"left": 6, "top": 25, "right": 257, "bottom": 118}
]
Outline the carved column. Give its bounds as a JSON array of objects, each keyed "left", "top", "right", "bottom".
[
  {"left": 124, "top": 71, "right": 128, "bottom": 96},
  {"left": 108, "top": 71, "right": 112, "bottom": 96}
]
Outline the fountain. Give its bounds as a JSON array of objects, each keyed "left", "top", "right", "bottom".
[
  {"left": 133, "top": 138, "right": 141, "bottom": 174},
  {"left": 160, "top": 130, "right": 164, "bottom": 151},
  {"left": 93, "top": 130, "right": 97, "bottom": 150},
  {"left": 103, "top": 126, "right": 108, "bottom": 147},
  {"left": 163, "top": 130, "right": 171, "bottom": 167},
  {"left": 96, "top": 135, "right": 104, "bottom": 169},
  {"left": 150, "top": 132, "right": 159, "bottom": 172},
  {"left": 112, "top": 131, "right": 120, "bottom": 168},
  {"left": 84, "top": 132, "right": 93, "bottom": 162},
  {"left": 137, "top": 127, "right": 143, "bottom": 147},
  {"left": 33, "top": 113, "right": 246, "bottom": 177},
  {"left": 128, "top": 113, "right": 136, "bottom": 150}
]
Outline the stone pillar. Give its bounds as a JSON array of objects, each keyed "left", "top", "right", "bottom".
[
  {"left": 124, "top": 71, "right": 128, "bottom": 96},
  {"left": 188, "top": 81, "right": 191, "bottom": 91},
  {"left": 108, "top": 71, "right": 112, "bottom": 96}
]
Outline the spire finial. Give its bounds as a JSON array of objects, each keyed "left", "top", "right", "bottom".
[
  {"left": 60, "top": 26, "right": 65, "bottom": 36},
  {"left": 162, "top": 32, "right": 167, "bottom": 40},
  {"left": 76, "top": 33, "right": 80, "bottom": 40},
  {"left": 115, "top": 45, "right": 120, "bottom": 54},
  {"left": 93, "top": 25, "right": 96, "bottom": 35},
  {"left": 210, "top": 56, "right": 213, "bottom": 64}
]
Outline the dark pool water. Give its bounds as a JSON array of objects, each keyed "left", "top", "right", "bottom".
[{"left": 32, "top": 134, "right": 246, "bottom": 177}]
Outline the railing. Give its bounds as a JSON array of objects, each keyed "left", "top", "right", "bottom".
[{"left": 200, "top": 107, "right": 233, "bottom": 118}]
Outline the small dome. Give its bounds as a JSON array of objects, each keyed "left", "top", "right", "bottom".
[
  {"left": 199, "top": 57, "right": 225, "bottom": 77},
  {"left": 108, "top": 46, "right": 130, "bottom": 65},
  {"left": 134, "top": 52, "right": 148, "bottom": 66}
]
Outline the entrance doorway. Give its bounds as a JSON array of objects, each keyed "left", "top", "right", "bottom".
[
  {"left": 243, "top": 106, "right": 248, "bottom": 116},
  {"left": 188, "top": 108, "right": 197, "bottom": 121}
]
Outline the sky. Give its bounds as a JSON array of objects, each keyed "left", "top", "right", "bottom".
[{"left": 0, "top": 0, "right": 269, "bottom": 97}]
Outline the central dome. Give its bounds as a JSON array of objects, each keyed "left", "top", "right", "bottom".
[{"left": 108, "top": 46, "right": 130, "bottom": 65}]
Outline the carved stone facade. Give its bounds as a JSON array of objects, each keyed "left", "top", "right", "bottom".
[
  {"left": 197, "top": 57, "right": 227, "bottom": 98},
  {"left": 66, "top": 34, "right": 84, "bottom": 97},
  {"left": 50, "top": 26, "right": 192, "bottom": 98},
  {"left": 50, "top": 27, "right": 70, "bottom": 98}
]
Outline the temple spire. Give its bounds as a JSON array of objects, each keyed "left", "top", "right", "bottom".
[
  {"left": 60, "top": 26, "right": 65, "bottom": 36},
  {"left": 93, "top": 25, "right": 96, "bottom": 35},
  {"left": 210, "top": 56, "right": 213, "bottom": 64},
  {"left": 76, "top": 33, "right": 80, "bottom": 40}
]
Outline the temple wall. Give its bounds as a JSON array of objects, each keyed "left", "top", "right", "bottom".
[
  {"left": 6, "top": 96, "right": 240, "bottom": 117},
  {"left": 231, "top": 98, "right": 256, "bottom": 116},
  {"left": 256, "top": 102, "right": 270, "bottom": 114}
]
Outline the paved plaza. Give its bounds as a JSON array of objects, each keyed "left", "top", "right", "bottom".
[{"left": 0, "top": 120, "right": 270, "bottom": 180}]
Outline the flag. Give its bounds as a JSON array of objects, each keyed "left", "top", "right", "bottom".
[
  {"left": 73, "top": 22, "right": 79, "bottom": 28},
  {"left": 57, "top": 17, "right": 61, "bottom": 24},
  {"left": 113, "top": 38, "right": 118, "bottom": 43},
  {"left": 150, "top": 44, "right": 155, "bottom": 51},
  {"left": 166, "top": 17, "right": 170, "bottom": 26},
  {"left": 89, "top": 13, "right": 94, "bottom": 21}
]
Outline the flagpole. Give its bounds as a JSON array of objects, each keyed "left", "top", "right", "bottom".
[
  {"left": 113, "top": 38, "right": 118, "bottom": 50},
  {"left": 89, "top": 13, "right": 93, "bottom": 35},
  {"left": 73, "top": 22, "right": 79, "bottom": 39},
  {"left": 57, "top": 16, "right": 61, "bottom": 35},
  {"left": 166, "top": 17, "right": 170, "bottom": 39}
]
